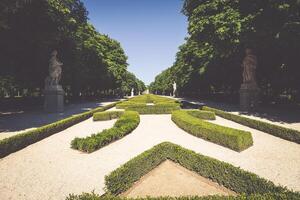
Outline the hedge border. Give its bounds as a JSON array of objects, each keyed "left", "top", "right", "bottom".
[
  {"left": 0, "top": 102, "right": 119, "bottom": 158},
  {"left": 202, "top": 106, "right": 300, "bottom": 144},
  {"left": 101, "top": 142, "right": 299, "bottom": 198},
  {"left": 71, "top": 111, "right": 140, "bottom": 153},
  {"left": 93, "top": 111, "right": 124, "bottom": 121},
  {"left": 66, "top": 192, "right": 300, "bottom": 200},
  {"left": 172, "top": 110, "right": 253, "bottom": 151}
]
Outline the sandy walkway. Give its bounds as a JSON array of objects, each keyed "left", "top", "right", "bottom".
[
  {"left": 122, "top": 160, "right": 236, "bottom": 197},
  {"left": 0, "top": 114, "right": 300, "bottom": 199}
]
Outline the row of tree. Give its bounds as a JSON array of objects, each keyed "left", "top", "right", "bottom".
[
  {"left": 0, "top": 0, "right": 146, "bottom": 99},
  {"left": 150, "top": 0, "right": 300, "bottom": 104}
]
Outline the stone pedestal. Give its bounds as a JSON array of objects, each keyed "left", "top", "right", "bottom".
[
  {"left": 44, "top": 85, "right": 64, "bottom": 112},
  {"left": 239, "top": 83, "right": 259, "bottom": 111}
]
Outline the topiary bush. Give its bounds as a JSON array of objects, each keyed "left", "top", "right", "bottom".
[
  {"left": 0, "top": 102, "right": 119, "bottom": 158},
  {"left": 171, "top": 110, "right": 253, "bottom": 151},
  {"left": 71, "top": 111, "right": 140, "bottom": 153},
  {"left": 102, "top": 142, "right": 299, "bottom": 198},
  {"left": 202, "top": 106, "right": 300, "bottom": 144},
  {"left": 93, "top": 111, "right": 124, "bottom": 121}
]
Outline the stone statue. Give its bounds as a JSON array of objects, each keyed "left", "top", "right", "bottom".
[
  {"left": 242, "top": 48, "right": 257, "bottom": 84},
  {"left": 131, "top": 88, "right": 134, "bottom": 97},
  {"left": 45, "top": 50, "right": 63, "bottom": 88},
  {"left": 172, "top": 82, "right": 177, "bottom": 97},
  {"left": 240, "top": 48, "right": 259, "bottom": 111},
  {"left": 44, "top": 50, "right": 64, "bottom": 112}
]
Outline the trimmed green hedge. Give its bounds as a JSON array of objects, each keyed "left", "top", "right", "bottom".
[
  {"left": 125, "top": 104, "right": 180, "bottom": 114},
  {"left": 186, "top": 110, "right": 216, "bottom": 120},
  {"left": 93, "top": 111, "right": 124, "bottom": 121},
  {"left": 66, "top": 193, "right": 300, "bottom": 200},
  {"left": 203, "top": 106, "right": 300, "bottom": 144},
  {"left": 103, "top": 142, "right": 298, "bottom": 198},
  {"left": 0, "top": 102, "right": 119, "bottom": 158},
  {"left": 172, "top": 110, "right": 253, "bottom": 151},
  {"left": 71, "top": 111, "right": 140, "bottom": 153},
  {"left": 116, "top": 95, "right": 180, "bottom": 114}
]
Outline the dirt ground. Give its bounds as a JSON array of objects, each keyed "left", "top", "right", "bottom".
[{"left": 122, "top": 160, "right": 236, "bottom": 198}]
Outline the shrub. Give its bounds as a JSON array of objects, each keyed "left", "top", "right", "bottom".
[
  {"left": 171, "top": 110, "right": 253, "bottom": 151},
  {"left": 125, "top": 104, "right": 180, "bottom": 114},
  {"left": 186, "top": 110, "right": 216, "bottom": 120},
  {"left": 93, "top": 111, "right": 124, "bottom": 121},
  {"left": 71, "top": 111, "right": 140, "bottom": 153},
  {"left": 0, "top": 102, "right": 119, "bottom": 158},
  {"left": 66, "top": 193, "right": 300, "bottom": 200},
  {"left": 202, "top": 106, "right": 300, "bottom": 144},
  {"left": 103, "top": 142, "right": 299, "bottom": 198}
]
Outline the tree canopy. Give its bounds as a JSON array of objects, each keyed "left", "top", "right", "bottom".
[
  {"left": 0, "top": 0, "right": 145, "bottom": 98},
  {"left": 150, "top": 0, "right": 300, "bottom": 104}
]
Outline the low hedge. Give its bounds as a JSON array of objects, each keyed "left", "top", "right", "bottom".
[
  {"left": 186, "top": 110, "right": 216, "bottom": 120},
  {"left": 93, "top": 111, "right": 124, "bottom": 121},
  {"left": 203, "top": 106, "right": 300, "bottom": 144},
  {"left": 172, "top": 110, "right": 253, "bottom": 151},
  {"left": 67, "top": 193, "right": 300, "bottom": 200},
  {"left": 125, "top": 104, "right": 180, "bottom": 114},
  {"left": 0, "top": 102, "right": 119, "bottom": 158},
  {"left": 102, "top": 142, "right": 298, "bottom": 198},
  {"left": 71, "top": 111, "right": 140, "bottom": 153}
]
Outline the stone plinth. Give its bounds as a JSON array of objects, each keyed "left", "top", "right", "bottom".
[
  {"left": 44, "top": 85, "right": 64, "bottom": 112},
  {"left": 239, "top": 83, "right": 259, "bottom": 111}
]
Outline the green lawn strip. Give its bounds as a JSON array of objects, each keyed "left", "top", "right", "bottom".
[
  {"left": 0, "top": 102, "right": 119, "bottom": 158},
  {"left": 100, "top": 142, "right": 298, "bottom": 198},
  {"left": 71, "top": 111, "right": 140, "bottom": 153},
  {"left": 172, "top": 110, "right": 253, "bottom": 151},
  {"left": 93, "top": 111, "right": 124, "bottom": 121},
  {"left": 202, "top": 106, "right": 300, "bottom": 144}
]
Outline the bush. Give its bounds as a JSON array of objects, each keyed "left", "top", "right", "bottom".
[
  {"left": 116, "top": 95, "right": 180, "bottom": 114},
  {"left": 172, "top": 110, "right": 253, "bottom": 151},
  {"left": 0, "top": 102, "right": 119, "bottom": 158},
  {"left": 202, "top": 106, "right": 300, "bottom": 144},
  {"left": 93, "top": 111, "right": 124, "bottom": 121},
  {"left": 66, "top": 193, "right": 300, "bottom": 200},
  {"left": 125, "top": 104, "right": 180, "bottom": 114},
  {"left": 186, "top": 110, "right": 216, "bottom": 120},
  {"left": 103, "top": 142, "right": 299, "bottom": 198},
  {"left": 71, "top": 111, "right": 140, "bottom": 153}
]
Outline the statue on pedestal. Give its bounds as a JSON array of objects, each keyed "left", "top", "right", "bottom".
[
  {"left": 44, "top": 50, "right": 64, "bottom": 112},
  {"left": 240, "top": 48, "right": 259, "bottom": 110},
  {"left": 172, "top": 82, "right": 177, "bottom": 97}
]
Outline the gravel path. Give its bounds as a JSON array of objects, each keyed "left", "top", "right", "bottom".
[{"left": 0, "top": 114, "right": 299, "bottom": 200}]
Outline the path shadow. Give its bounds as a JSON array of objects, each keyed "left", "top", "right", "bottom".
[
  {"left": 180, "top": 97, "right": 300, "bottom": 125},
  {"left": 0, "top": 98, "right": 120, "bottom": 133}
]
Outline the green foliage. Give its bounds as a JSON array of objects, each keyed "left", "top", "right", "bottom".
[
  {"left": 186, "top": 110, "right": 216, "bottom": 120},
  {"left": 0, "top": 0, "right": 145, "bottom": 98},
  {"left": 0, "top": 102, "right": 118, "bottom": 158},
  {"left": 203, "top": 106, "right": 300, "bottom": 144},
  {"left": 172, "top": 110, "right": 253, "bottom": 151},
  {"left": 71, "top": 111, "right": 140, "bottom": 153},
  {"left": 103, "top": 142, "right": 298, "bottom": 197},
  {"left": 93, "top": 111, "right": 124, "bottom": 121},
  {"left": 67, "top": 193, "right": 300, "bottom": 200},
  {"left": 116, "top": 95, "right": 180, "bottom": 114},
  {"left": 151, "top": 0, "right": 300, "bottom": 103}
]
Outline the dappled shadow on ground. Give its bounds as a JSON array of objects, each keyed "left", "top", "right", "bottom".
[
  {"left": 0, "top": 99, "right": 119, "bottom": 133},
  {"left": 180, "top": 97, "right": 300, "bottom": 125}
]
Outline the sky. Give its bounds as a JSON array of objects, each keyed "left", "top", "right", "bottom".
[{"left": 81, "top": 0, "right": 187, "bottom": 85}]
